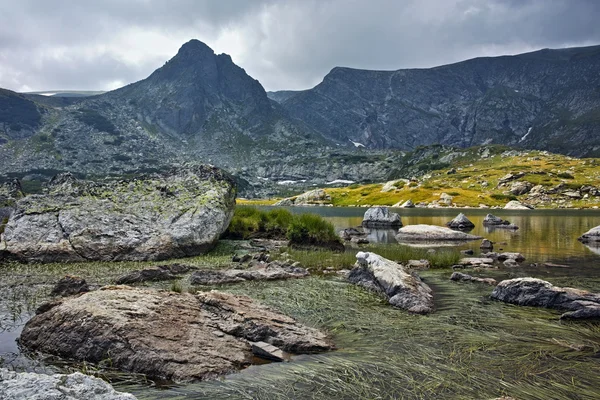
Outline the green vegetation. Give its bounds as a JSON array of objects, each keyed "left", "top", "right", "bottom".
[
  {"left": 286, "top": 213, "right": 341, "bottom": 249},
  {"left": 0, "top": 89, "right": 41, "bottom": 129},
  {"left": 74, "top": 108, "right": 119, "bottom": 135}
]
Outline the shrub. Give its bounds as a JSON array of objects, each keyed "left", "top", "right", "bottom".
[
  {"left": 287, "top": 213, "right": 340, "bottom": 248},
  {"left": 225, "top": 207, "right": 293, "bottom": 239},
  {"left": 489, "top": 194, "right": 517, "bottom": 201},
  {"left": 557, "top": 172, "right": 574, "bottom": 179}
]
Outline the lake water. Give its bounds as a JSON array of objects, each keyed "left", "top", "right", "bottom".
[{"left": 1, "top": 207, "right": 599, "bottom": 399}]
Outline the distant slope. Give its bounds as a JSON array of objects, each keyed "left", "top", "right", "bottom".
[
  {"left": 267, "top": 90, "right": 303, "bottom": 103},
  {"left": 278, "top": 45, "right": 600, "bottom": 157}
]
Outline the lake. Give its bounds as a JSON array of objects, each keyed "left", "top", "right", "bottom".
[{"left": 1, "top": 207, "right": 599, "bottom": 399}]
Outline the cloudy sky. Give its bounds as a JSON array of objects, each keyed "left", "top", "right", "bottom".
[{"left": 1, "top": 0, "right": 599, "bottom": 93}]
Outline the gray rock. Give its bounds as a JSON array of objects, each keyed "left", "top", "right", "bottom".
[
  {"left": 450, "top": 272, "right": 497, "bottom": 285},
  {"left": 439, "top": 193, "right": 453, "bottom": 206},
  {"left": 190, "top": 262, "right": 309, "bottom": 285},
  {"left": 482, "top": 214, "right": 518, "bottom": 229},
  {"left": 497, "top": 252, "right": 525, "bottom": 262},
  {"left": 350, "top": 236, "right": 369, "bottom": 244},
  {"left": 446, "top": 213, "right": 475, "bottom": 231},
  {"left": 396, "top": 199, "right": 415, "bottom": 208},
  {"left": 0, "top": 368, "right": 136, "bottom": 400},
  {"left": 51, "top": 276, "right": 89, "bottom": 297},
  {"left": 577, "top": 225, "right": 600, "bottom": 244},
  {"left": 498, "top": 172, "right": 525, "bottom": 184},
  {"left": 274, "top": 189, "right": 331, "bottom": 206},
  {"left": 459, "top": 257, "right": 495, "bottom": 266},
  {"left": 504, "top": 200, "right": 533, "bottom": 210},
  {"left": 250, "top": 341, "right": 289, "bottom": 362},
  {"left": 362, "top": 207, "right": 402, "bottom": 228},
  {"left": 491, "top": 278, "right": 600, "bottom": 320},
  {"left": 2, "top": 166, "right": 235, "bottom": 263},
  {"left": 406, "top": 259, "right": 431, "bottom": 269},
  {"left": 509, "top": 181, "right": 533, "bottom": 195},
  {"left": 19, "top": 287, "right": 333, "bottom": 382},
  {"left": 480, "top": 239, "right": 494, "bottom": 251},
  {"left": 339, "top": 227, "right": 364, "bottom": 241},
  {"left": 348, "top": 252, "right": 434, "bottom": 314},
  {"left": 396, "top": 224, "right": 481, "bottom": 242},
  {"left": 503, "top": 259, "right": 519, "bottom": 267},
  {"left": 115, "top": 264, "right": 193, "bottom": 284}
]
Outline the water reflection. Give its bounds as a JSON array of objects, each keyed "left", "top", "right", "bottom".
[
  {"left": 277, "top": 206, "right": 600, "bottom": 263},
  {"left": 363, "top": 228, "right": 397, "bottom": 244}
]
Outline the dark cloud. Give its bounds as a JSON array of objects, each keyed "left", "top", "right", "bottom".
[{"left": 0, "top": 0, "right": 599, "bottom": 92}]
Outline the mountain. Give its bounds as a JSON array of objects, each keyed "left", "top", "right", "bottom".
[{"left": 274, "top": 45, "right": 600, "bottom": 156}]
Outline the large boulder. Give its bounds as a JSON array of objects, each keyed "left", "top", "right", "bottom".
[
  {"left": 1, "top": 166, "right": 235, "bottom": 262},
  {"left": 19, "top": 287, "right": 333, "bottom": 382},
  {"left": 578, "top": 225, "right": 600, "bottom": 244},
  {"left": 446, "top": 213, "right": 475, "bottom": 231},
  {"left": 273, "top": 189, "right": 331, "bottom": 206},
  {"left": 348, "top": 252, "right": 433, "bottom": 314},
  {"left": 362, "top": 207, "right": 402, "bottom": 228},
  {"left": 0, "top": 368, "right": 136, "bottom": 400},
  {"left": 396, "top": 225, "right": 481, "bottom": 242},
  {"left": 509, "top": 181, "right": 533, "bottom": 196},
  {"left": 491, "top": 278, "right": 600, "bottom": 320},
  {"left": 504, "top": 200, "right": 533, "bottom": 210}
]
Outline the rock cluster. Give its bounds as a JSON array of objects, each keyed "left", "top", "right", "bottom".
[
  {"left": 1, "top": 166, "right": 235, "bottom": 263},
  {"left": 348, "top": 252, "right": 434, "bottom": 314},
  {"left": 482, "top": 214, "right": 518, "bottom": 229},
  {"left": 190, "top": 261, "right": 309, "bottom": 285},
  {"left": 491, "top": 278, "right": 600, "bottom": 320},
  {"left": 19, "top": 287, "right": 333, "bottom": 382},
  {"left": 450, "top": 272, "right": 497, "bottom": 285},
  {"left": 273, "top": 189, "right": 331, "bottom": 206}
]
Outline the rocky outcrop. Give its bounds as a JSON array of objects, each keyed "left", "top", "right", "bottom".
[
  {"left": 446, "top": 213, "right": 475, "bottom": 231},
  {"left": 51, "top": 276, "right": 89, "bottom": 297},
  {"left": 509, "top": 181, "right": 533, "bottom": 195},
  {"left": 396, "top": 225, "right": 481, "bottom": 242},
  {"left": 504, "top": 200, "right": 533, "bottom": 210},
  {"left": 450, "top": 272, "right": 496, "bottom": 285},
  {"left": 348, "top": 252, "right": 434, "bottom": 314},
  {"left": 1, "top": 166, "right": 235, "bottom": 262},
  {"left": 190, "top": 261, "right": 309, "bottom": 285},
  {"left": 578, "top": 225, "right": 600, "bottom": 244},
  {"left": 0, "top": 368, "right": 136, "bottom": 400},
  {"left": 482, "top": 214, "right": 518, "bottom": 229},
  {"left": 361, "top": 207, "right": 402, "bottom": 227},
  {"left": 491, "top": 278, "right": 600, "bottom": 320},
  {"left": 115, "top": 264, "right": 194, "bottom": 284},
  {"left": 273, "top": 189, "right": 331, "bottom": 206},
  {"left": 19, "top": 287, "right": 333, "bottom": 382}
]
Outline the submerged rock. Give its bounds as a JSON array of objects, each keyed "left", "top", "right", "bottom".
[
  {"left": 396, "top": 225, "right": 481, "bottom": 242},
  {"left": 190, "top": 262, "right": 309, "bottom": 285},
  {"left": 491, "top": 278, "right": 600, "bottom": 320},
  {"left": 362, "top": 207, "right": 402, "bottom": 228},
  {"left": 446, "top": 213, "right": 475, "bottom": 231},
  {"left": 115, "top": 264, "right": 194, "bottom": 284},
  {"left": 450, "top": 272, "right": 496, "bottom": 285},
  {"left": 2, "top": 166, "right": 235, "bottom": 263},
  {"left": 348, "top": 252, "right": 433, "bottom": 314},
  {"left": 0, "top": 368, "right": 136, "bottom": 400},
  {"left": 19, "top": 287, "right": 332, "bottom": 382},
  {"left": 51, "top": 276, "right": 89, "bottom": 297}
]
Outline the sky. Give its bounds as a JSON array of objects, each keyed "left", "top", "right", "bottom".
[{"left": 1, "top": 0, "right": 599, "bottom": 93}]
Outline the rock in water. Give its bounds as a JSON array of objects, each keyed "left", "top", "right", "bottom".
[
  {"left": 480, "top": 239, "right": 494, "bottom": 251},
  {"left": 348, "top": 252, "right": 433, "bottom": 314},
  {"left": 396, "top": 225, "right": 481, "bottom": 242},
  {"left": 482, "top": 214, "right": 518, "bottom": 229},
  {"left": 51, "top": 276, "right": 89, "bottom": 297},
  {"left": 0, "top": 368, "right": 136, "bottom": 400},
  {"left": 578, "top": 225, "right": 600, "bottom": 244},
  {"left": 362, "top": 207, "right": 402, "bottom": 227},
  {"left": 446, "top": 213, "right": 475, "bottom": 231},
  {"left": 2, "top": 166, "right": 235, "bottom": 262},
  {"left": 450, "top": 272, "right": 496, "bottom": 285},
  {"left": 115, "top": 264, "right": 194, "bottom": 284},
  {"left": 19, "top": 287, "right": 332, "bottom": 382},
  {"left": 491, "top": 278, "right": 600, "bottom": 320}
]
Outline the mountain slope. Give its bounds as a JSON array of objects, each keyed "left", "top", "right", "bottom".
[{"left": 276, "top": 45, "right": 600, "bottom": 156}]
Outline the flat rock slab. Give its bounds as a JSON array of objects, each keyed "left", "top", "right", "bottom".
[
  {"left": 396, "top": 224, "right": 481, "bottom": 242},
  {"left": 459, "top": 257, "right": 495, "bottom": 266},
  {"left": 491, "top": 278, "right": 600, "bottom": 320},
  {"left": 450, "top": 272, "right": 496, "bottom": 285},
  {"left": 190, "top": 262, "right": 309, "bottom": 285},
  {"left": 348, "top": 252, "right": 434, "bottom": 314},
  {"left": 1, "top": 166, "right": 235, "bottom": 262},
  {"left": 115, "top": 264, "right": 194, "bottom": 284},
  {"left": 0, "top": 368, "right": 136, "bottom": 400},
  {"left": 19, "top": 287, "right": 333, "bottom": 382}
]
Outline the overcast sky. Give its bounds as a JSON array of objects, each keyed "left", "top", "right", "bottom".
[{"left": 1, "top": 0, "right": 599, "bottom": 93}]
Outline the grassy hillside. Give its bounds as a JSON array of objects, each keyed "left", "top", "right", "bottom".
[{"left": 241, "top": 146, "right": 600, "bottom": 209}]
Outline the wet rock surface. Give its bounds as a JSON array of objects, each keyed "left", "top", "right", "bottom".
[
  {"left": 51, "top": 276, "right": 90, "bottom": 297},
  {"left": 450, "top": 272, "right": 497, "bottom": 285},
  {"left": 2, "top": 166, "right": 236, "bottom": 263},
  {"left": 482, "top": 214, "right": 518, "bottom": 229},
  {"left": 578, "top": 225, "right": 600, "bottom": 244},
  {"left": 362, "top": 207, "right": 402, "bottom": 228},
  {"left": 446, "top": 213, "right": 475, "bottom": 231},
  {"left": 19, "top": 287, "right": 333, "bottom": 382},
  {"left": 0, "top": 368, "right": 136, "bottom": 400},
  {"left": 491, "top": 278, "right": 600, "bottom": 320},
  {"left": 348, "top": 252, "right": 434, "bottom": 314},
  {"left": 115, "top": 264, "right": 194, "bottom": 284}
]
